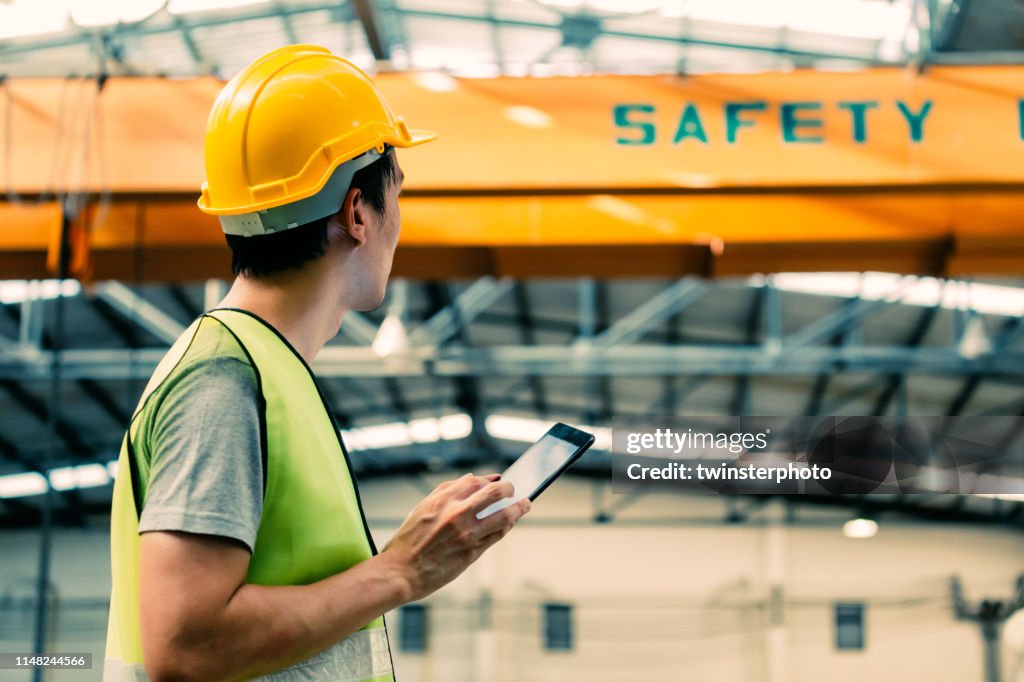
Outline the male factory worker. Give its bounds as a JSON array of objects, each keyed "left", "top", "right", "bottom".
[{"left": 104, "top": 45, "right": 530, "bottom": 681}]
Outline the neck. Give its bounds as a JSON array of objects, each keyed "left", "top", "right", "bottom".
[{"left": 216, "top": 265, "right": 346, "bottom": 365}]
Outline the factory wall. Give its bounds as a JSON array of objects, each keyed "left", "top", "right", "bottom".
[{"left": 0, "top": 477, "right": 1020, "bottom": 681}]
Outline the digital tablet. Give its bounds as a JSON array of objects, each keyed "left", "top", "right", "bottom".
[{"left": 476, "top": 422, "right": 595, "bottom": 520}]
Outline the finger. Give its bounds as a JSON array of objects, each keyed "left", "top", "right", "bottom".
[
  {"left": 475, "top": 506, "right": 525, "bottom": 548},
  {"left": 448, "top": 473, "right": 487, "bottom": 498},
  {"left": 433, "top": 474, "right": 468, "bottom": 493},
  {"left": 483, "top": 473, "right": 501, "bottom": 481},
  {"left": 473, "top": 497, "right": 527, "bottom": 537},
  {"left": 464, "top": 480, "right": 515, "bottom": 513}
]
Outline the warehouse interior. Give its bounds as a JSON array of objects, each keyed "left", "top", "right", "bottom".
[{"left": 1, "top": 0, "right": 1023, "bottom": 681}]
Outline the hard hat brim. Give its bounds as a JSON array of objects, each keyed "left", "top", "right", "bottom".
[{"left": 397, "top": 129, "right": 437, "bottom": 147}]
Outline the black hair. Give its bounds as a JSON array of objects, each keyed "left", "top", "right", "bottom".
[{"left": 226, "top": 147, "right": 398, "bottom": 278}]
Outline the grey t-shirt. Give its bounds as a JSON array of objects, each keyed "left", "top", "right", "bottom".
[{"left": 137, "top": 322, "right": 264, "bottom": 553}]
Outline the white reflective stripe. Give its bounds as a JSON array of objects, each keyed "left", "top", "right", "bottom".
[
  {"left": 102, "top": 658, "right": 149, "bottom": 681},
  {"left": 103, "top": 627, "right": 393, "bottom": 682},
  {"left": 252, "top": 627, "right": 393, "bottom": 682}
]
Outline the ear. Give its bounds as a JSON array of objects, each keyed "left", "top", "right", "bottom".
[{"left": 332, "top": 186, "right": 369, "bottom": 247}]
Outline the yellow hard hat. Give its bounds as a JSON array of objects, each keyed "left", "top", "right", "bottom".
[{"left": 198, "top": 44, "right": 435, "bottom": 236}]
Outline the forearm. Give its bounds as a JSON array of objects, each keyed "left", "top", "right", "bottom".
[{"left": 151, "top": 553, "right": 410, "bottom": 682}]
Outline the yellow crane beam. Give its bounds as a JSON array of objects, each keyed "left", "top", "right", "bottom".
[{"left": 1, "top": 67, "right": 1021, "bottom": 280}]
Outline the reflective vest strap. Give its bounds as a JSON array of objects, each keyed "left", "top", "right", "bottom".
[
  {"left": 104, "top": 627, "right": 394, "bottom": 682},
  {"left": 250, "top": 626, "right": 393, "bottom": 682},
  {"left": 102, "top": 658, "right": 149, "bottom": 681}
]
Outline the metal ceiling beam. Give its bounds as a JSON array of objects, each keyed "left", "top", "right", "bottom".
[
  {"left": 167, "top": 284, "right": 201, "bottom": 321},
  {"left": 409, "top": 277, "right": 512, "bottom": 347},
  {"left": 423, "top": 282, "right": 496, "bottom": 457},
  {"left": 3, "top": 344, "right": 1020, "bottom": 379},
  {"left": 593, "top": 278, "right": 707, "bottom": 347},
  {"left": 314, "top": 379, "right": 351, "bottom": 429},
  {"left": 397, "top": 8, "right": 888, "bottom": 64},
  {"left": 320, "top": 375, "right": 409, "bottom": 422},
  {"left": 19, "top": 290, "right": 45, "bottom": 351},
  {"left": 0, "top": 379, "right": 93, "bottom": 458},
  {"left": 658, "top": 303, "right": 686, "bottom": 415},
  {"left": 90, "top": 296, "right": 145, "bottom": 347},
  {"left": 784, "top": 277, "right": 916, "bottom": 347},
  {"left": 338, "top": 311, "right": 383, "bottom": 346},
  {"left": 173, "top": 16, "right": 206, "bottom": 72},
  {"left": 76, "top": 378, "right": 130, "bottom": 428},
  {"left": 93, "top": 282, "right": 185, "bottom": 346},
  {"left": 732, "top": 287, "right": 764, "bottom": 416},
  {"left": 944, "top": 316, "right": 1024, "bottom": 417},
  {"left": 934, "top": 0, "right": 973, "bottom": 51},
  {"left": 0, "top": 334, "right": 19, "bottom": 359},
  {"left": 274, "top": 0, "right": 301, "bottom": 45},
  {"left": 927, "top": 51, "right": 1024, "bottom": 64},
  {"left": 0, "top": 3, "right": 349, "bottom": 59},
  {"left": 0, "top": 3, "right": 890, "bottom": 68},
  {"left": 592, "top": 281, "right": 615, "bottom": 423},
  {"left": 761, "top": 279, "right": 783, "bottom": 352},
  {"left": 512, "top": 282, "right": 548, "bottom": 418},
  {"left": 870, "top": 304, "right": 940, "bottom": 416},
  {"left": 352, "top": 0, "right": 391, "bottom": 61},
  {"left": 994, "top": 316, "right": 1024, "bottom": 351},
  {"left": 802, "top": 293, "right": 866, "bottom": 416}
]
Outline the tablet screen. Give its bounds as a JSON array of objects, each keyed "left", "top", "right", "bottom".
[{"left": 476, "top": 433, "right": 580, "bottom": 519}]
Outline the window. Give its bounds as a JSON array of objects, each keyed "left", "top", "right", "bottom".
[
  {"left": 399, "top": 603, "right": 428, "bottom": 653},
  {"left": 835, "top": 602, "right": 865, "bottom": 651},
  {"left": 543, "top": 603, "right": 573, "bottom": 651}
]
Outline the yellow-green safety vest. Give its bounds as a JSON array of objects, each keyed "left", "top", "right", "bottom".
[{"left": 104, "top": 308, "right": 395, "bottom": 681}]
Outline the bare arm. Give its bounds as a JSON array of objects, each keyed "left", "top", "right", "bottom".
[{"left": 139, "top": 474, "right": 528, "bottom": 681}]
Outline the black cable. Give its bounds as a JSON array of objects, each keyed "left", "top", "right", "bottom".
[{"left": 31, "top": 196, "right": 73, "bottom": 682}]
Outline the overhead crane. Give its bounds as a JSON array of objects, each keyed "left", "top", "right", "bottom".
[{"left": 0, "top": 66, "right": 1022, "bottom": 282}]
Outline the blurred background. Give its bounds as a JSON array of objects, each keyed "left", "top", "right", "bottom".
[{"left": 1, "top": 0, "right": 1023, "bottom": 680}]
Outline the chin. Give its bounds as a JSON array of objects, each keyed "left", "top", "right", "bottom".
[{"left": 352, "top": 289, "right": 388, "bottom": 313}]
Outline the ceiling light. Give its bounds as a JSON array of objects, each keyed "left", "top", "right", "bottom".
[
  {"left": 958, "top": 316, "right": 992, "bottom": 359},
  {"left": 414, "top": 72, "right": 458, "bottom": 93},
  {"left": 504, "top": 106, "right": 553, "bottom": 129},
  {"left": 0, "top": 280, "right": 81, "bottom": 305},
  {"left": 372, "top": 315, "right": 409, "bottom": 357},
  {"left": 486, "top": 414, "right": 612, "bottom": 450},
  {"left": 343, "top": 414, "right": 472, "bottom": 452},
  {"left": 67, "top": 0, "right": 163, "bottom": 27},
  {"left": 974, "top": 493, "right": 1024, "bottom": 502},
  {"left": 0, "top": 0, "right": 68, "bottom": 41},
  {"left": 843, "top": 517, "right": 878, "bottom": 539},
  {"left": 0, "top": 472, "right": 48, "bottom": 499},
  {"left": 167, "top": 0, "right": 268, "bottom": 15},
  {"left": 48, "top": 463, "right": 111, "bottom": 490},
  {"left": 761, "top": 273, "right": 1024, "bottom": 318}
]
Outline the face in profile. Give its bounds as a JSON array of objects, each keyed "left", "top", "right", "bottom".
[{"left": 343, "top": 154, "right": 405, "bottom": 313}]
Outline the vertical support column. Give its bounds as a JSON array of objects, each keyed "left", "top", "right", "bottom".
[
  {"left": 576, "top": 278, "right": 597, "bottom": 421},
  {"left": 33, "top": 199, "right": 77, "bottom": 682},
  {"left": 978, "top": 602, "right": 1003, "bottom": 679},
  {"left": 19, "top": 280, "right": 45, "bottom": 352},
  {"left": 762, "top": 277, "right": 782, "bottom": 354},
  {"left": 764, "top": 502, "right": 788, "bottom": 682},
  {"left": 203, "top": 278, "right": 227, "bottom": 312},
  {"left": 473, "top": 554, "right": 496, "bottom": 682},
  {"left": 576, "top": 278, "right": 596, "bottom": 342}
]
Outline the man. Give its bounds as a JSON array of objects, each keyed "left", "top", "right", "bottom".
[{"left": 104, "top": 45, "right": 529, "bottom": 681}]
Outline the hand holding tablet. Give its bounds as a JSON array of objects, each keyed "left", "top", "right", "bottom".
[{"left": 476, "top": 422, "right": 595, "bottom": 520}]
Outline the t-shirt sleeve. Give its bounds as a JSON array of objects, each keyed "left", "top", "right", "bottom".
[{"left": 138, "top": 355, "right": 264, "bottom": 553}]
